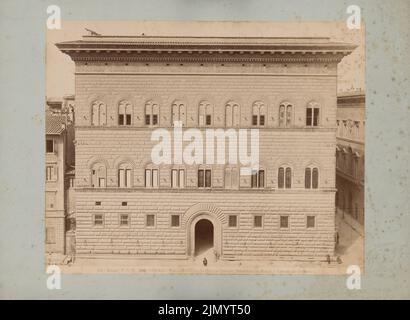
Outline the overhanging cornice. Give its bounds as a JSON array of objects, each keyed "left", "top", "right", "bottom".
[{"left": 56, "top": 35, "right": 357, "bottom": 64}]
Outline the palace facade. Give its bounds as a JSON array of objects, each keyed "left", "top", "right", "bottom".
[{"left": 57, "top": 35, "right": 355, "bottom": 261}]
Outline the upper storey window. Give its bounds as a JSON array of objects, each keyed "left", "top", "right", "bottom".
[
  {"left": 118, "top": 101, "right": 132, "bottom": 126},
  {"left": 91, "top": 101, "right": 107, "bottom": 126},
  {"left": 225, "top": 101, "right": 240, "bottom": 127},
  {"left": 145, "top": 101, "right": 159, "bottom": 126},
  {"left": 91, "top": 163, "right": 106, "bottom": 188},
  {"left": 252, "top": 101, "right": 265, "bottom": 126},
  {"left": 305, "top": 167, "right": 319, "bottom": 189},
  {"left": 278, "top": 167, "right": 292, "bottom": 189},
  {"left": 199, "top": 101, "right": 213, "bottom": 127},
  {"left": 279, "top": 102, "right": 293, "bottom": 128},
  {"left": 172, "top": 101, "right": 187, "bottom": 127},
  {"left": 306, "top": 102, "right": 320, "bottom": 127},
  {"left": 118, "top": 163, "right": 132, "bottom": 188}
]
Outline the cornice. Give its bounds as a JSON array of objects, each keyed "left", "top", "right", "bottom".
[{"left": 56, "top": 36, "right": 356, "bottom": 64}]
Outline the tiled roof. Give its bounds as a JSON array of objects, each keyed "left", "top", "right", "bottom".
[{"left": 46, "top": 114, "right": 66, "bottom": 135}]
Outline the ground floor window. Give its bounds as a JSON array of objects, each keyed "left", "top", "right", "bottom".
[
  {"left": 146, "top": 214, "right": 155, "bottom": 227},
  {"left": 253, "top": 215, "right": 263, "bottom": 228},
  {"left": 93, "top": 214, "right": 104, "bottom": 226},
  {"left": 280, "top": 215, "right": 289, "bottom": 228},
  {"left": 228, "top": 215, "right": 238, "bottom": 227},
  {"left": 171, "top": 215, "right": 180, "bottom": 227},
  {"left": 46, "top": 227, "right": 56, "bottom": 244},
  {"left": 307, "top": 216, "right": 316, "bottom": 228}
]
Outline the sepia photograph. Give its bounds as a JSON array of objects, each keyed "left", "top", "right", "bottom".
[
  {"left": 1, "top": 0, "right": 408, "bottom": 304},
  {"left": 45, "top": 21, "right": 365, "bottom": 274}
]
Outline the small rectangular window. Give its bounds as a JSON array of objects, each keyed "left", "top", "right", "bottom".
[
  {"left": 254, "top": 215, "right": 262, "bottom": 228},
  {"left": 280, "top": 216, "right": 289, "bottom": 228},
  {"left": 94, "top": 214, "right": 103, "bottom": 226},
  {"left": 146, "top": 214, "right": 155, "bottom": 227},
  {"left": 228, "top": 215, "right": 237, "bottom": 227},
  {"left": 95, "top": 201, "right": 101, "bottom": 206},
  {"left": 171, "top": 215, "right": 180, "bottom": 227},
  {"left": 46, "top": 227, "right": 56, "bottom": 244},
  {"left": 46, "top": 139, "right": 54, "bottom": 153},
  {"left": 307, "top": 216, "right": 315, "bottom": 228},
  {"left": 121, "top": 201, "right": 127, "bottom": 206},
  {"left": 120, "top": 214, "right": 129, "bottom": 226}
]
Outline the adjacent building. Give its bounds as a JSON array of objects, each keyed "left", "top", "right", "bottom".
[
  {"left": 57, "top": 34, "right": 355, "bottom": 261},
  {"left": 335, "top": 90, "right": 365, "bottom": 235},
  {"left": 45, "top": 97, "right": 75, "bottom": 257}
]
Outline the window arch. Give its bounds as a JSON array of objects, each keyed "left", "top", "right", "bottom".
[
  {"left": 91, "top": 162, "right": 106, "bottom": 188},
  {"left": 118, "top": 100, "right": 132, "bottom": 126},
  {"left": 225, "top": 101, "right": 240, "bottom": 127},
  {"left": 306, "top": 101, "right": 320, "bottom": 127},
  {"left": 279, "top": 101, "right": 293, "bottom": 128},
  {"left": 118, "top": 162, "right": 133, "bottom": 188},
  {"left": 199, "top": 100, "right": 213, "bottom": 126},
  {"left": 91, "top": 101, "right": 107, "bottom": 126},
  {"left": 171, "top": 100, "right": 187, "bottom": 127},
  {"left": 252, "top": 101, "right": 265, "bottom": 126},
  {"left": 305, "top": 166, "right": 319, "bottom": 189},
  {"left": 145, "top": 100, "right": 159, "bottom": 126},
  {"left": 278, "top": 166, "right": 292, "bottom": 189}
]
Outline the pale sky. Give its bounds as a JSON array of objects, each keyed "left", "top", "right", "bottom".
[{"left": 46, "top": 21, "right": 365, "bottom": 98}]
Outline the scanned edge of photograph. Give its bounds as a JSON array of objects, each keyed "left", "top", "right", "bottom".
[{"left": 45, "top": 21, "right": 365, "bottom": 275}]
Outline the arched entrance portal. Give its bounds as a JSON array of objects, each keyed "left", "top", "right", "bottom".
[{"left": 194, "top": 219, "right": 214, "bottom": 256}]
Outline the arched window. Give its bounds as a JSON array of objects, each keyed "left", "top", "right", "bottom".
[
  {"left": 225, "top": 101, "right": 240, "bottom": 127},
  {"left": 171, "top": 100, "right": 187, "bottom": 127},
  {"left": 305, "top": 167, "right": 319, "bottom": 189},
  {"left": 224, "top": 166, "right": 239, "bottom": 189},
  {"left": 279, "top": 102, "right": 293, "bottom": 128},
  {"left": 91, "top": 162, "right": 106, "bottom": 188},
  {"left": 91, "top": 101, "right": 107, "bottom": 126},
  {"left": 118, "top": 100, "right": 132, "bottom": 126},
  {"left": 171, "top": 167, "right": 185, "bottom": 188},
  {"left": 306, "top": 101, "right": 320, "bottom": 127},
  {"left": 145, "top": 100, "right": 159, "bottom": 126},
  {"left": 251, "top": 168, "right": 265, "bottom": 188},
  {"left": 145, "top": 165, "right": 159, "bottom": 188},
  {"left": 118, "top": 163, "right": 132, "bottom": 188},
  {"left": 278, "top": 166, "right": 292, "bottom": 189},
  {"left": 198, "top": 166, "right": 212, "bottom": 188},
  {"left": 252, "top": 101, "right": 265, "bottom": 126},
  {"left": 199, "top": 101, "right": 213, "bottom": 126}
]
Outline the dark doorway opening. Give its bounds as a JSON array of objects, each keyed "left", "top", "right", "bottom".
[{"left": 194, "top": 219, "right": 214, "bottom": 255}]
